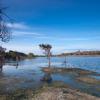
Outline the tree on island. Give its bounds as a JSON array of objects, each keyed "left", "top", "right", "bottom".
[{"left": 39, "top": 44, "right": 52, "bottom": 68}]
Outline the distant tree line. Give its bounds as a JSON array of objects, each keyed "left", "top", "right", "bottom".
[
  {"left": 27, "top": 53, "right": 37, "bottom": 59},
  {"left": 59, "top": 51, "right": 100, "bottom": 56},
  {"left": 4, "top": 50, "right": 36, "bottom": 61}
]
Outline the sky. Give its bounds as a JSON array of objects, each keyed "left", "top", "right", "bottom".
[{"left": 1, "top": 0, "right": 100, "bottom": 54}]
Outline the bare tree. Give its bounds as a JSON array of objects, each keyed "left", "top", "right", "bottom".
[
  {"left": 0, "top": 5, "right": 12, "bottom": 70},
  {"left": 39, "top": 44, "right": 52, "bottom": 68},
  {"left": 0, "top": 46, "right": 6, "bottom": 71},
  {"left": 0, "top": 7, "right": 12, "bottom": 42}
]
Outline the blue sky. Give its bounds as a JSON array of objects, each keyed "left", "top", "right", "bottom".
[{"left": 1, "top": 0, "right": 100, "bottom": 54}]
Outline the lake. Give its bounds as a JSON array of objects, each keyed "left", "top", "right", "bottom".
[{"left": 0, "top": 56, "right": 100, "bottom": 96}]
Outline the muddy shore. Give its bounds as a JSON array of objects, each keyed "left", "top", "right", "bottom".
[
  {"left": 41, "top": 67, "right": 100, "bottom": 75},
  {"left": 0, "top": 81, "right": 99, "bottom": 100},
  {"left": 0, "top": 67, "right": 100, "bottom": 100}
]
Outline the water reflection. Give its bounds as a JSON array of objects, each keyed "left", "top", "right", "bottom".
[
  {"left": 0, "top": 57, "right": 4, "bottom": 72},
  {"left": 15, "top": 62, "right": 19, "bottom": 69},
  {"left": 62, "top": 56, "right": 67, "bottom": 68},
  {"left": 41, "top": 72, "right": 52, "bottom": 83},
  {"left": 0, "top": 65, "right": 3, "bottom": 72},
  {"left": 0, "top": 57, "right": 100, "bottom": 97}
]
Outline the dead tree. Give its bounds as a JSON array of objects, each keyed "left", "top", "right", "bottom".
[
  {"left": 0, "top": 46, "right": 6, "bottom": 71},
  {"left": 0, "top": 6, "right": 12, "bottom": 42},
  {"left": 39, "top": 44, "right": 52, "bottom": 68},
  {"left": 0, "top": 6, "right": 12, "bottom": 70}
]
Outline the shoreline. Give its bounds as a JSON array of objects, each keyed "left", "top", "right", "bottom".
[
  {"left": 0, "top": 81, "right": 99, "bottom": 100},
  {"left": 0, "top": 67, "right": 100, "bottom": 99},
  {"left": 41, "top": 67, "right": 100, "bottom": 75}
]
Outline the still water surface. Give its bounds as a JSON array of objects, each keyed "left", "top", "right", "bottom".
[{"left": 0, "top": 56, "right": 100, "bottom": 96}]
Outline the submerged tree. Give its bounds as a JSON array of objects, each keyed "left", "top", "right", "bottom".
[
  {"left": 39, "top": 44, "right": 52, "bottom": 68},
  {"left": 63, "top": 55, "right": 67, "bottom": 68},
  {"left": 0, "top": 46, "right": 6, "bottom": 71}
]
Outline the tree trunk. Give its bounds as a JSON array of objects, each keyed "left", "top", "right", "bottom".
[
  {"left": 0, "top": 55, "right": 4, "bottom": 71},
  {"left": 65, "top": 56, "right": 67, "bottom": 68},
  {"left": 48, "top": 56, "right": 51, "bottom": 68}
]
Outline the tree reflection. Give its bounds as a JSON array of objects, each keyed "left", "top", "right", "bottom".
[
  {"left": 15, "top": 56, "right": 20, "bottom": 69},
  {"left": 15, "top": 62, "right": 19, "bottom": 69},
  {"left": 0, "top": 57, "right": 4, "bottom": 72},
  {"left": 0, "top": 46, "right": 6, "bottom": 72},
  {"left": 41, "top": 72, "right": 52, "bottom": 83},
  {"left": 0, "top": 64, "right": 3, "bottom": 72},
  {"left": 61, "top": 54, "right": 67, "bottom": 68}
]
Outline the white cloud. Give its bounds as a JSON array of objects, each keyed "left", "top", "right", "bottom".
[
  {"left": 6, "top": 22, "right": 45, "bottom": 37},
  {"left": 3, "top": 22, "right": 100, "bottom": 54},
  {"left": 35, "top": 35, "right": 100, "bottom": 41},
  {"left": 3, "top": 41, "right": 100, "bottom": 55},
  {"left": 7, "top": 23, "right": 31, "bottom": 30},
  {"left": 3, "top": 44, "right": 42, "bottom": 54},
  {"left": 7, "top": 22, "right": 100, "bottom": 41},
  {"left": 12, "top": 31, "right": 43, "bottom": 37}
]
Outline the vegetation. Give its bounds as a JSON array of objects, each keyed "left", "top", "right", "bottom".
[
  {"left": 3, "top": 50, "right": 36, "bottom": 61},
  {"left": 1, "top": 48, "right": 37, "bottom": 63},
  {"left": 59, "top": 51, "right": 100, "bottom": 56},
  {"left": 0, "top": 7, "right": 12, "bottom": 42},
  {"left": 27, "top": 53, "right": 36, "bottom": 59},
  {"left": 39, "top": 44, "right": 52, "bottom": 67},
  {"left": 5, "top": 50, "right": 27, "bottom": 60},
  {"left": 0, "top": 6, "right": 12, "bottom": 66},
  {"left": 0, "top": 46, "right": 6, "bottom": 68}
]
